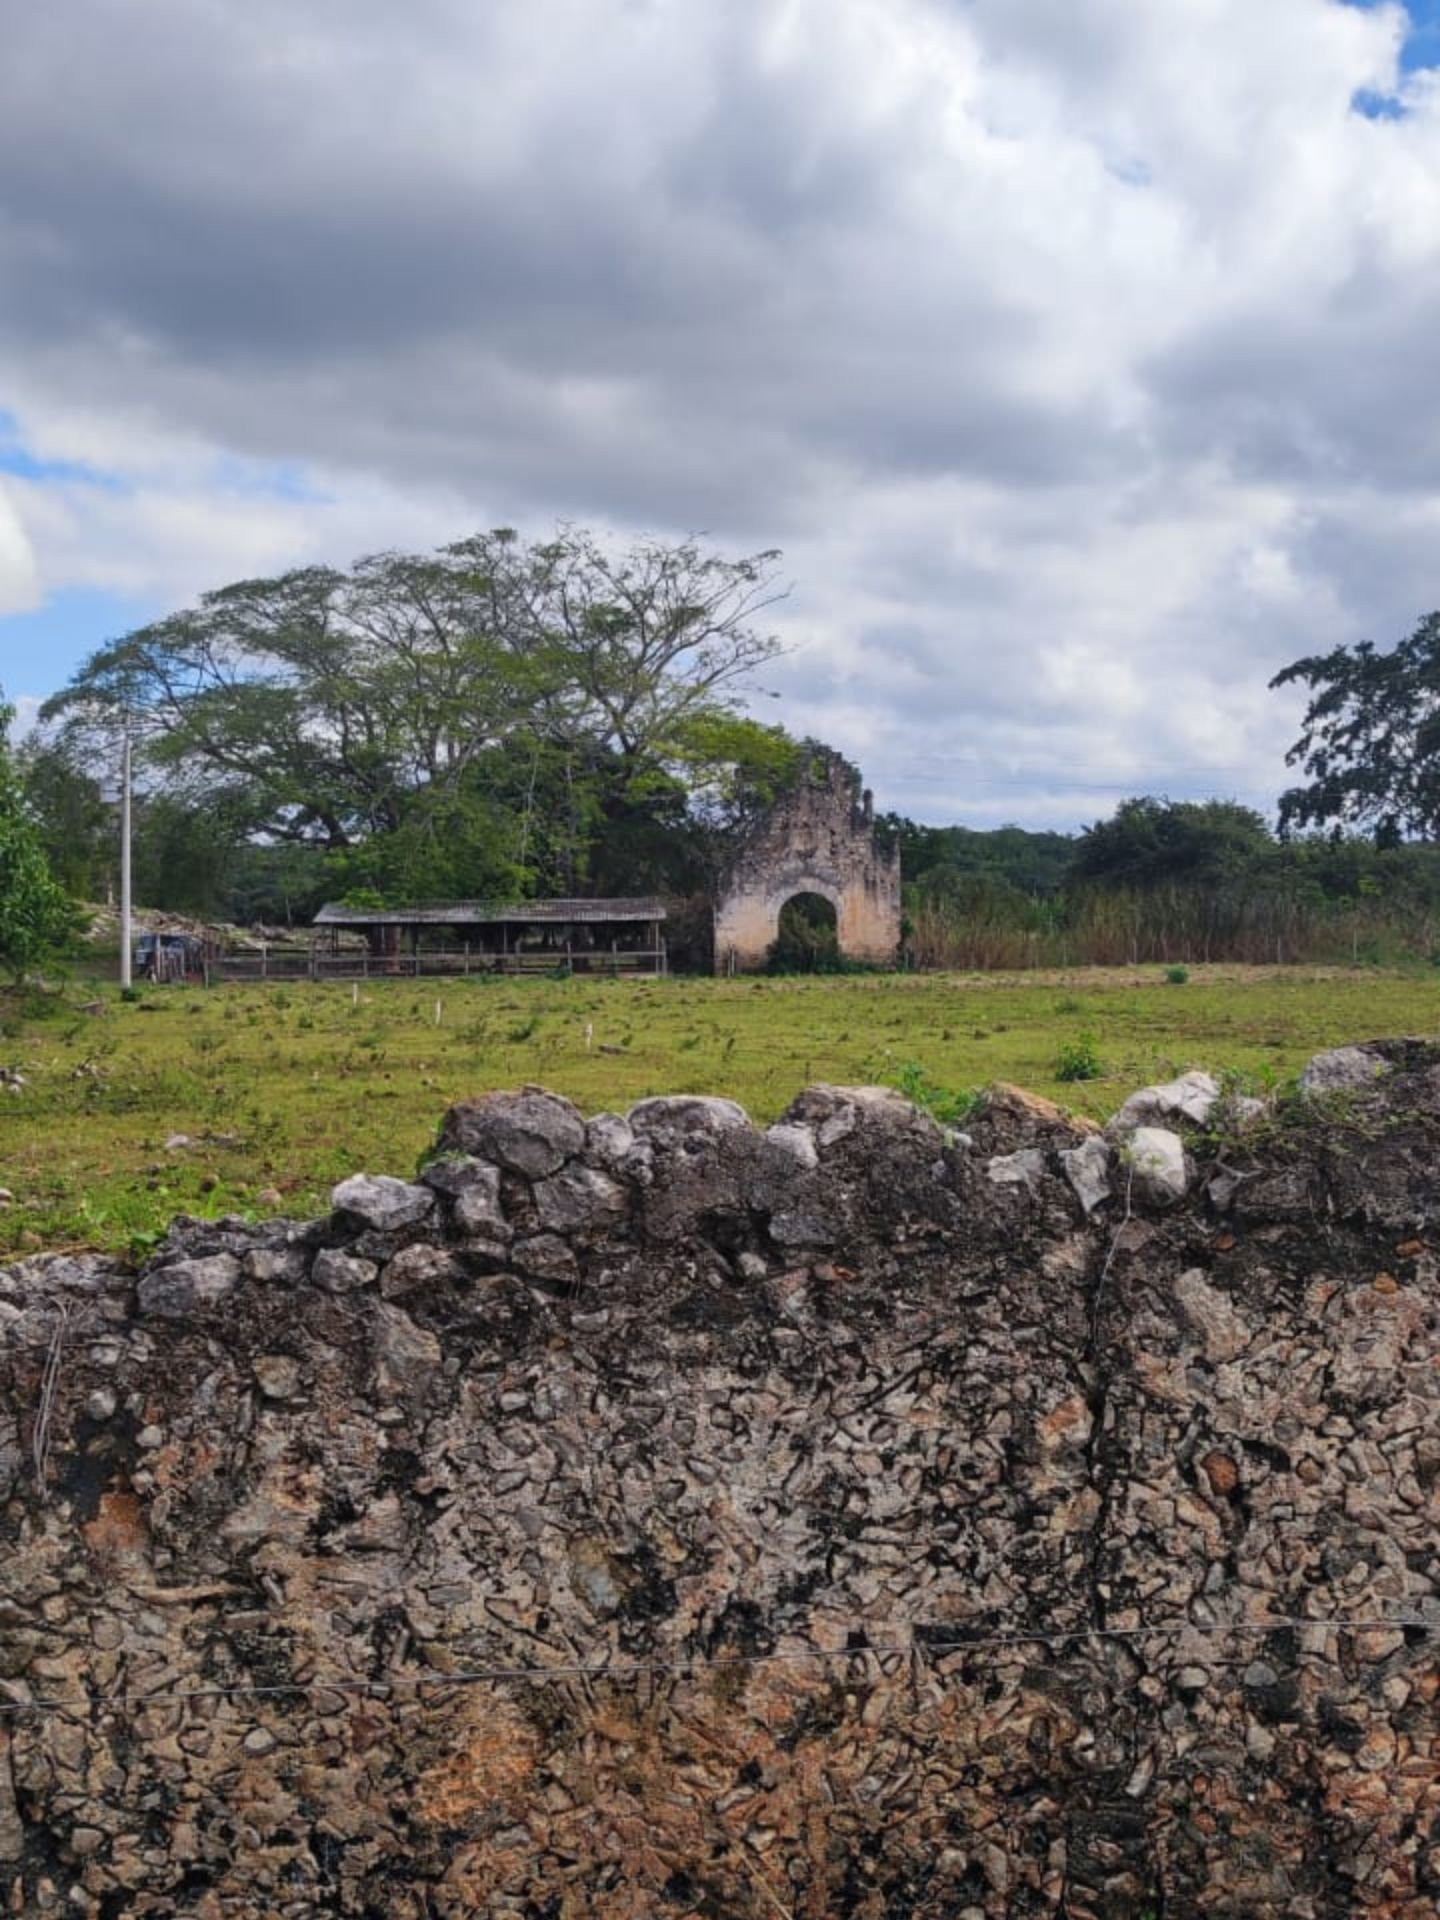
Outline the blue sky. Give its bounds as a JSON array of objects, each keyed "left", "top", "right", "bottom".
[
  {"left": 1, "top": 588, "right": 149, "bottom": 706},
  {"left": 1357, "top": 0, "right": 1440, "bottom": 68},
  {"left": 0, "top": 421, "right": 144, "bottom": 701},
  {"left": 1345, "top": 0, "right": 1440, "bottom": 110},
  {"left": 0, "top": 423, "right": 342, "bottom": 713},
  {"left": 8, "top": 0, "right": 1440, "bottom": 827}
]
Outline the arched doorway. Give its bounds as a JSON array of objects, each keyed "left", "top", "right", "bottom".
[
  {"left": 713, "top": 752, "right": 902, "bottom": 972},
  {"left": 769, "top": 891, "right": 840, "bottom": 971}
]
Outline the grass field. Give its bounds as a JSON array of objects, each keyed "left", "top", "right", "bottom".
[{"left": 2, "top": 963, "right": 1438, "bottom": 1257}]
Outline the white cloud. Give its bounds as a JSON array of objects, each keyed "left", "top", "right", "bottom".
[
  {"left": 5, "top": 695, "right": 41, "bottom": 743},
  {"left": 0, "top": 490, "right": 42, "bottom": 618},
  {"left": 3, "top": 0, "right": 1440, "bottom": 822}
]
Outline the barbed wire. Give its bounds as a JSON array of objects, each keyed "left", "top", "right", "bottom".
[{"left": 0, "top": 1611, "right": 1430, "bottom": 1723}]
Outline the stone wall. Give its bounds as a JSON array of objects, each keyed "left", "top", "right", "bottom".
[
  {"left": 3, "top": 1044, "right": 1440, "bottom": 1917},
  {"left": 714, "top": 755, "right": 901, "bottom": 970}
]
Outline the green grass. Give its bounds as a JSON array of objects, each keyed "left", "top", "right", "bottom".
[{"left": 1, "top": 963, "right": 1437, "bottom": 1257}]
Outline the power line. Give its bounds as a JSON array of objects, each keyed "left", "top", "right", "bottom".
[{"left": 0, "top": 1613, "right": 1428, "bottom": 1723}]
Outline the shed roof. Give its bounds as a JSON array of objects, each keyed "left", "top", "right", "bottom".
[{"left": 314, "top": 898, "right": 666, "bottom": 929}]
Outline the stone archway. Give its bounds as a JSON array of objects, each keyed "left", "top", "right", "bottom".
[
  {"left": 713, "top": 756, "right": 901, "bottom": 973},
  {"left": 771, "top": 888, "right": 842, "bottom": 971}
]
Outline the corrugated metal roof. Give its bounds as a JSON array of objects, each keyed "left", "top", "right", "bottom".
[{"left": 314, "top": 898, "right": 667, "bottom": 927}]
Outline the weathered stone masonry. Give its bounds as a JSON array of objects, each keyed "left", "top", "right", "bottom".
[
  {"left": 713, "top": 753, "right": 901, "bottom": 970},
  {"left": 3, "top": 1044, "right": 1440, "bottom": 1916}
]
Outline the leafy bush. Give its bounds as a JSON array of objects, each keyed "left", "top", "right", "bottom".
[
  {"left": 1055, "top": 1031, "right": 1103, "bottom": 1082},
  {"left": 0, "top": 697, "right": 76, "bottom": 981},
  {"left": 1165, "top": 964, "right": 1190, "bottom": 985},
  {"left": 894, "top": 1060, "right": 984, "bottom": 1128}
]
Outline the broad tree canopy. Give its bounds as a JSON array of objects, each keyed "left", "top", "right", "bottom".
[
  {"left": 1272, "top": 612, "right": 1440, "bottom": 844},
  {"left": 40, "top": 527, "right": 792, "bottom": 906},
  {"left": 1072, "top": 796, "right": 1274, "bottom": 890}
]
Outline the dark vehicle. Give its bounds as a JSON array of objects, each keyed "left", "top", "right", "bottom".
[{"left": 135, "top": 932, "right": 208, "bottom": 983}]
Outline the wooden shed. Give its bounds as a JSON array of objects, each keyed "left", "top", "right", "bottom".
[{"left": 307, "top": 898, "right": 669, "bottom": 977}]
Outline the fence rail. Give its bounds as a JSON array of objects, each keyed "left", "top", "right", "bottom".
[{"left": 206, "top": 946, "right": 667, "bottom": 982}]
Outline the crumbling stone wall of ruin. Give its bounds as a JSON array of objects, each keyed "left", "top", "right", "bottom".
[
  {"left": 4, "top": 1043, "right": 1440, "bottom": 1917},
  {"left": 713, "top": 755, "right": 901, "bottom": 970}
]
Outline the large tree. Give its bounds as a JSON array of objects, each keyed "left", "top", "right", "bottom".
[
  {"left": 41, "top": 527, "right": 789, "bottom": 904},
  {"left": 1071, "top": 796, "right": 1274, "bottom": 889},
  {"left": 1271, "top": 613, "right": 1440, "bottom": 843},
  {"left": 0, "top": 697, "right": 75, "bottom": 978},
  {"left": 17, "top": 738, "right": 113, "bottom": 898}
]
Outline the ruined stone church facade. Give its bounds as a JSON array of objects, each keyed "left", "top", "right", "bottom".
[{"left": 713, "top": 752, "right": 902, "bottom": 971}]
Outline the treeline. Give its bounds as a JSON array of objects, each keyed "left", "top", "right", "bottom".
[
  {"left": 898, "top": 798, "right": 1440, "bottom": 969},
  {"left": 18, "top": 529, "right": 1440, "bottom": 974}
]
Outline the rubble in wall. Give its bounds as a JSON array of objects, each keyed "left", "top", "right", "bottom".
[{"left": 2, "top": 1041, "right": 1440, "bottom": 1916}]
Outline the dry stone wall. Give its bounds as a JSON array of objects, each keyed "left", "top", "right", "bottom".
[{"left": 3, "top": 1043, "right": 1440, "bottom": 1916}]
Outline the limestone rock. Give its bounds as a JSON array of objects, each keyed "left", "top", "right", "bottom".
[
  {"left": 1172, "top": 1268, "right": 1254, "bottom": 1362},
  {"left": 311, "top": 1247, "right": 378, "bottom": 1294},
  {"left": 421, "top": 1151, "right": 495, "bottom": 1197},
  {"left": 438, "top": 1089, "right": 586, "bottom": 1176},
  {"left": 1299, "top": 1044, "right": 1391, "bottom": 1097},
  {"left": 584, "top": 1112, "right": 636, "bottom": 1168},
  {"left": 627, "top": 1094, "right": 750, "bottom": 1145},
  {"left": 136, "top": 1254, "right": 241, "bottom": 1318},
  {"left": 1060, "top": 1135, "right": 1112, "bottom": 1214},
  {"left": 252, "top": 1354, "right": 302, "bottom": 1400},
  {"left": 985, "top": 1148, "right": 1047, "bottom": 1191},
  {"left": 532, "top": 1163, "right": 629, "bottom": 1235},
  {"left": 1217, "top": 1092, "right": 1269, "bottom": 1133},
  {"left": 1108, "top": 1069, "right": 1220, "bottom": 1136},
  {"left": 2, "top": 1250, "right": 124, "bottom": 1299},
  {"left": 433, "top": 1161, "right": 511, "bottom": 1242},
  {"left": 987, "top": 1082, "right": 1077, "bottom": 1127},
  {"left": 785, "top": 1083, "right": 940, "bottom": 1149},
  {"left": 975, "top": 1081, "right": 1098, "bottom": 1155},
  {"left": 1123, "top": 1125, "right": 1190, "bottom": 1207},
  {"left": 372, "top": 1302, "right": 441, "bottom": 1399},
  {"left": 764, "top": 1122, "right": 820, "bottom": 1169},
  {"left": 0, "top": 1731, "right": 23, "bottom": 1863},
  {"left": 380, "top": 1242, "right": 463, "bottom": 1297},
  {"left": 512, "top": 1233, "right": 579, "bottom": 1283},
  {"left": 331, "top": 1172, "right": 434, "bottom": 1232},
  {"left": 240, "top": 1244, "right": 309, "bottom": 1284}
]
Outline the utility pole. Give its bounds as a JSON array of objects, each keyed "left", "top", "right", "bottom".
[{"left": 119, "top": 727, "right": 132, "bottom": 989}]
